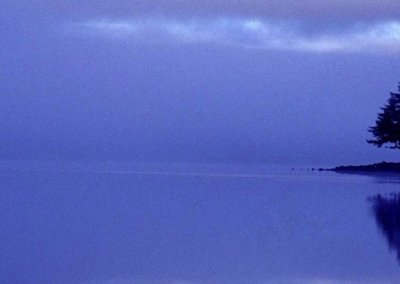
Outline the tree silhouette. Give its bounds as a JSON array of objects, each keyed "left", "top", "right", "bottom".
[{"left": 367, "top": 84, "right": 400, "bottom": 149}]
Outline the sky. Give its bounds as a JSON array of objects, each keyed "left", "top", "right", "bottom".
[{"left": 1, "top": 1, "right": 400, "bottom": 166}]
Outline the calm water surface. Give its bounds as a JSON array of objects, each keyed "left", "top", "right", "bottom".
[{"left": 1, "top": 162, "right": 400, "bottom": 284}]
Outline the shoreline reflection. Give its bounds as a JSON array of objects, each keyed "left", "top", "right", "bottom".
[{"left": 370, "top": 193, "right": 400, "bottom": 263}]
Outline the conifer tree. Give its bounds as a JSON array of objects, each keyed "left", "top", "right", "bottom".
[{"left": 368, "top": 84, "right": 400, "bottom": 149}]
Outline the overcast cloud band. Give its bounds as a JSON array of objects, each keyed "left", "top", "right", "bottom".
[{"left": 67, "top": 17, "right": 400, "bottom": 54}]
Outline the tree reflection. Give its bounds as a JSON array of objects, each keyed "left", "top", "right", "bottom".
[{"left": 370, "top": 193, "right": 400, "bottom": 263}]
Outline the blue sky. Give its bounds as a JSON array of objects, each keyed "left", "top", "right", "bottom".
[{"left": 1, "top": 1, "right": 400, "bottom": 165}]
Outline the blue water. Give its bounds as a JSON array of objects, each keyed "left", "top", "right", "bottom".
[{"left": 1, "top": 162, "right": 400, "bottom": 284}]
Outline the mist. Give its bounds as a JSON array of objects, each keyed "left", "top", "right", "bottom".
[{"left": 1, "top": 1, "right": 400, "bottom": 166}]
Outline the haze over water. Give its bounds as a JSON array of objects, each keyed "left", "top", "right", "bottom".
[
  {"left": 3, "top": 1, "right": 400, "bottom": 283},
  {"left": 1, "top": 162, "right": 400, "bottom": 284}
]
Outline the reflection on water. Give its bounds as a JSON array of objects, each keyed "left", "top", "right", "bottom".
[
  {"left": 370, "top": 193, "right": 400, "bottom": 263},
  {"left": 2, "top": 165, "right": 400, "bottom": 283}
]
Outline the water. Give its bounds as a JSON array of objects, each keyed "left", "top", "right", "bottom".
[{"left": 1, "top": 162, "right": 400, "bottom": 284}]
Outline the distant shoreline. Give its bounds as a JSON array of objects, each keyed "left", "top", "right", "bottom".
[{"left": 320, "top": 161, "right": 400, "bottom": 173}]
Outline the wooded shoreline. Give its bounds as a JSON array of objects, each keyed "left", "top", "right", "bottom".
[{"left": 321, "top": 161, "right": 400, "bottom": 173}]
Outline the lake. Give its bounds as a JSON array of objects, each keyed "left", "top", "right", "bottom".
[{"left": 1, "top": 162, "right": 400, "bottom": 284}]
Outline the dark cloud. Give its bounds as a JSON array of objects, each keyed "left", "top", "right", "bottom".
[{"left": 3, "top": 1, "right": 400, "bottom": 22}]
